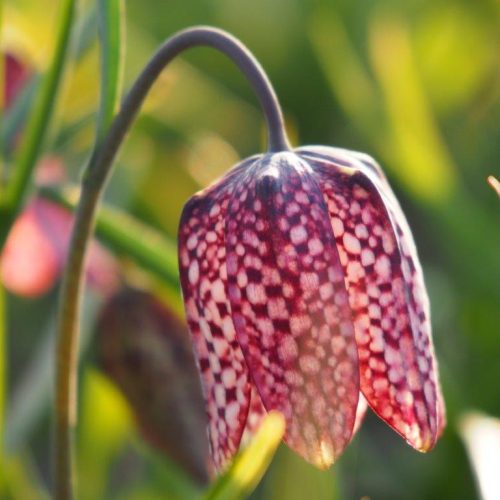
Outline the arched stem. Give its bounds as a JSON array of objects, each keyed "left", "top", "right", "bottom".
[{"left": 54, "top": 26, "right": 290, "bottom": 499}]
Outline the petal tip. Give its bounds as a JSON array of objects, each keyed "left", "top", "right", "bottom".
[{"left": 315, "top": 440, "right": 336, "bottom": 470}]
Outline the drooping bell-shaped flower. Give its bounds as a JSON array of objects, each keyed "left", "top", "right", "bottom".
[{"left": 178, "top": 145, "right": 445, "bottom": 471}]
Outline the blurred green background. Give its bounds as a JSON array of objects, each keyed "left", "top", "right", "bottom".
[{"left": 1, "top": 0, "right": 499, "bottom": 498}]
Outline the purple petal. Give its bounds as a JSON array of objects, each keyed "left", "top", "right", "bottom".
[
  {"left": 302, "top": 146, "right": 444, "bottom": 451},
  {"left": 178, "top": 166, "right": 253, "bottom": 471},
  {"left": 225, "top": 152, "right": 359, "bottom": 469}
]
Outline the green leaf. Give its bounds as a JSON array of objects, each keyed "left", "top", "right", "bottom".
[
  {"left": 204, "top": 411, "right": 285, "bottom": 500},
  {"left": 39, "top": 185, "right": 180, "bottom": 293},
  {"left": 1, "top": 0, "right": 77, "bottom": 217},
  {"left": 96, "top": 0, "right": 125, "bottom": 141}
]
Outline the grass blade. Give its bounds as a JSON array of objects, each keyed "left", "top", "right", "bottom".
[
  {"left": 2, "top": 0, "right": 77, "bottom": 217},
  {"left": 204, "top": 411, "right": 285, "bottom": 500},
  {"left": 96, "top": 0, "right": 125, "bottom": 141}
]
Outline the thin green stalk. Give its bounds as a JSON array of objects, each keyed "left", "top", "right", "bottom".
[
  {"left": 54, "top": 26, "right": 289, "bottom": 499},
  {"left": 0, "top": 0, "right": 77, "bottom": 247},
  {"left": 96, "top": 0, "right": 125, "bottom": 142}
]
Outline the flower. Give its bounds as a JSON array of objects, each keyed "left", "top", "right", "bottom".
[{"left": 178, "top": 145, "right": 445, "bottom": 471}]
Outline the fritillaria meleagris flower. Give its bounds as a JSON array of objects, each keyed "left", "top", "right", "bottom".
[{"left": 178, "top": 144, "right": 445, "bottom": 472}]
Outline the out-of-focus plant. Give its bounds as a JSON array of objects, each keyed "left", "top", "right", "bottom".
[{"left": 97, "top": 287, "right": 209, "bottom": 484}]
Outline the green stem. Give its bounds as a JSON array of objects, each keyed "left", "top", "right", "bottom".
[{"left": 54, "top": 26, "right": 288, "bottom": 499}]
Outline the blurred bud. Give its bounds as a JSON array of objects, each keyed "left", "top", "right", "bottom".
[
  {"left": 3, "top": 51, "right": 31, "bottom": 110},
  {"left": 97, "top": 288, "right": 210, "bottom": 484},
  {"left": 1, "top": 194, "right": 120, "bottom": 298}
]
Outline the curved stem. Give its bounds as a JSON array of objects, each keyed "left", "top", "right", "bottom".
[{"left": 54, "top": 26, "right": 289, "bottom": 499}]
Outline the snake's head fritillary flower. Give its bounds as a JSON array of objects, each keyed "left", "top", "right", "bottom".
[{"left": 178, "top": 145, "right": 445, "bottom": 471}]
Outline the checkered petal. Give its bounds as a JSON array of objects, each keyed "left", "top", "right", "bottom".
[
  {"left": 178, "top": 163, "right": 254, "bottom": 471},
  {"left": 225, "top": 152, "right": 359, "bottom": 469},
  {"left": 300, "top": 146, "right": 444, "bottom": 451}
]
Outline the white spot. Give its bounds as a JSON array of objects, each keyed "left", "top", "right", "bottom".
[
  {"left": 279, "top": 218, "right": 290, "bottom": 231},
  {"left": 283, "top": 282, "right": 295, "bottom": 298},
  {"left": 267, "top": 297, "right": 288, "bottom": 319},
  {"left": 375, "top": 255, "right": 391, "bottom": 280},
  {"left": 214, "top": 384, "right": 226, "bottom": 406},
  {"left": 247, "top": 283, "right": 266, "bottom": 304},
  {"left": 354, "top": 186, "right": 369, "bottom": 199},
  {"left": 243, "top": 230, "right": 259, "bottom": 248},
  {"left": 319, "top": 282, "right": 334, "bottom": 300},
  {"left": 222, "top": 317, "right": 235, "bottom": 340},
  {"left": 213, "top": 337, "right": 227, "bottom": 357},
  {"left": 222, "top": 368, "right": 236, "bottom": 387},
  {"left": 382, "top": 232, "right": 395, "bottom": 254},
  {"left": 331, "top": 336, "right": 346, "bottom": 355},
  {"left": 212, "top": 279, "right": 225, "bottom": 301},
  {"left": 244, "top": 254, "right": 262, "bottom": 270},
  {"left": 300, "top": 355, "right": 320, "bottom": 374},
  {"left": 361, "top": 248, "right": 375, "bottom": 266},
  {"left": 237, "top": 270, "right": 248, "bottom": 287},
  {"left": 225, "top": 401, "right": 239, "bottom": 425},
  {"left": 286, "top": 202, "right": 300, "bottom": 217},
  {"left": 209, "top": 204, "right": 220, "bottom": 217},
  {"left": 290, "top": 225, "right": 308, "bottom": 245},
  {"left": 368, "top": 303, "right": 381, "bottom": 319},
  {"left": 373, "top": 377, "right": 389, "bottom": 392},
  {"left": 350, "top": 201, "right": 361, "bottom": 215},
  {"left": 369, "top": 327, "right": 384, "bottom": 352},
  {"left": 300, "top": 272, "right": 320, "bottom": 291},
  {"left": 295, "top": 191, "right": 309, "bottom": 205},
  {"left": 385, "top": 345, "right": 402, "bottom": 366},
  {"left": 331, "top": 217, "right": 344, "bottom": 236},
  {"left": 278, "top": 336, "right": 299, "bottom": 361},
  {"left": 257, "top": 318, "right": 274, "bottom": 336},
  {"left": 367, "top": 284, "right": 381, "bottom": 299},
  {"left": 308, "top": 238, "right": 324, "bottom": 256},
  {"left": 187, "top": 234, "right": 198, "bottom": 250},
  {"left": 355, "top": 224, "right": 369, "bottom": 239},
  {"left": 343, "top": 232, "right": 361, "bottom": 254},
  {"left": 188, "top": 261, "right": 199, "bottom": 284},
  {"left": 407, "top": 368, "right": 421, "bottom": 391},
  {"left": 290, "top": 315, "right": 312, "bottom": 335},
  {"left": 347, "top": 261, "right": 365, "bottom": 281},
  {"left": 206, "top": 231, "right": 217, "bottom": 243}
]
